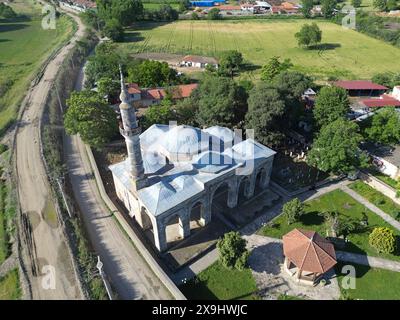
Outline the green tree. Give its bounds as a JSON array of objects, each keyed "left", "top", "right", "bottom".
[
  {"left": 373, "top": 0, "right": 387, "bottom": 11},
  {"left": 217, "top": 231, "right": 249, "bottom": 270},
  {"left": 301, "top": 0, "right": 314, "bottom": 17},
  {"left": 179, "top": 0, "right": 191, "bottom": 12},
  {"left": 65, "top": 91, "right": 118, "bottom": 149},
  {"left": 282, "top": 198, "right": 304, "bottom": 225},
  {"left": 96, "top": 0, "right": 143, "bottom": 26},
  {"left": 245, "top": 84, "right": 286, "bottom": 146},
  {"left": 0, "top": 3, "right": 17, "bottom": 19},
  {"left": 97, "top": 77, "right": 120, "bottom": 100},
  {"left": 351, "top": 0, "right": 362, "bottom": 7},
  {"left": 387, "top": 0, "right": 399, "bottom": 10},
  {"left": 372, "top": 72, "right": 395, "bottom": 88},
  {"left": 321, "top": 0, "right": 337, "bottom": 18},
  {"left": 142, "top": 100, "right": 174, "bottom": 129},
  {"left": 364, "top": 108, "right": 400, "bottom": 145},
  {"left": 273, "top": 71, "right": 313, "bottom": 127},
  {"left": 307, "top": 118, "right": 369, "bottom": 174},
  {"left": 102, "top": 18, "right": 124, "bottom": 42},
  {"left": 175, "top": 97, "right": 198, "bottom": 126},
  {"left": 295, "top": 23, "right": 322, "bottom": 48},
  {"left": 369, "top": 227, "right": 396, "bottom": 254},
  {"left": 208, "top": 7, "right": 221, "bottom": 20},
  {"left": 218, "top": 50, "right": 244, "bottom": 78},
  {"left": 127, "top": 60, "right": 179, "bottom": 87},
  {"left": 260, "top": 56, "right": 293, "bottom": 82},
  {"left": 191, "top": 11, "right": 200, "bottom": 20},
  {"left": 194, "top": 75, "right": 248, "bottom": 127},
  {"left": 313, "top": 86, "right": 350, "bottom": 128}
]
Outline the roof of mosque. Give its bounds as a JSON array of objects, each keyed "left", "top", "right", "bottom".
[{"left": 109, "top": 124, "right": 276, "bottom": 217}]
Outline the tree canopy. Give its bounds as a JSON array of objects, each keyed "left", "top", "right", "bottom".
[
  {"left": 127, "top": 60, "right": 179, "bottom": 87},
  {"left": 142, "top": 100, "right": 174, "bottom": 129},
  {"left": 307, "top": 118, "right": 368, "bottom": 174},
  {"left": 218, "top": 50, "right": 244, "bottom": 78},
  {"left": 0, "top": 3, "right": 17, "bottom": 19},
  {"left": 194, "top": 75, "right": 248, "bottom": 127},
  {"left": 65, "top": 90, "right": 118, "bottom": 149},
  {"left": 260, "top": 56, "right": 293, "bottom": 82},
  {"left": 245, "top": 84, "right": 286, "bottom": 146},
  {"left": 295, "top": 23, "right": 322, "bottom": 48},
  {"left": 102, "top": 18, "right": 124, "bottom": 41},
  {"left": 96, "top": 0, "right": 143, "bottom": 26},
  {"left": 282, "top": 198, "right": 304, "bottom": 225},
  {"left": 208, "top": 8, "right": 222, "bottom": 20},
  {"left": 300, "top": 0, "right": 314, "bottom": 18},
  {"left": 217, "top": 231, "right": 249, "bottom": 270},
  {"left": 313, "top": 86, "right": 350, "bottom": 128},
  {"left": 321, "top": 0, "right": 337, "bottom": 18},
  {"left": 364, "top": 108, "right": 400, "bottom": 145}
]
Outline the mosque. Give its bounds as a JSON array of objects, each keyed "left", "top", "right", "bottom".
[{"left": 109, "top": 71, "right": 276, "bottom": 252}]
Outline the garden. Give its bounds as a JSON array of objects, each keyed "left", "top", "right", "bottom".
[{"left": 259, "top": 189, "right": 400, "bottom": 261}]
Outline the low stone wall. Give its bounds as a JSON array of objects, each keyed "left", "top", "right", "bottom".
[
  {"left": 84, "top": 144, "right": 186, "bottom": 300},
  {"left": 359, "top": 171, "right": 400, "bottom": 205}
]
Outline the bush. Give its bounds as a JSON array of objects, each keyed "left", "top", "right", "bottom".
[
  {"left": 283, "top": 198, "right": 304, "bottom": 225},
  {"left": 208, "top": 8, "right": 221, "bottom": 20},
  {"left": 217, "top": 231, "right": 249, "bottom": 270},
  {"left": 369, "top": 227, "right": 397, "bottom": 254}
]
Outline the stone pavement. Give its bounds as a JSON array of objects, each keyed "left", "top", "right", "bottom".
[
  {"left": 341, "top": 185, "right": 400, "bottom": 231},
  {"left": 336, "top": 251, "right": 400, "bottom": 272}
]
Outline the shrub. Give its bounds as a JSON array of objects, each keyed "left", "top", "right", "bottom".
[
  {"left": 282, "top": 198, "right": 304, "bottom": 225},
  {"left": 217, "top": 231, "right": 249, "bottom": 270},
  {"left": 369, "top": 227, "right": 397, "bottom": 254}
]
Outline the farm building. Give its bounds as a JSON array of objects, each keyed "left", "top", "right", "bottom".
[
  {"left": 333, "top": 80, "right": 388, "bottom": 97},
  {"left": 363, "top": 142, "right": 400, "bottom": 179},
  {"left": 180, "top": 55, "right": 219, "bottom": 69},
  {"left": 218, "top": 5, "right": 243, "bottom": 14},
  {"left": 360, "top": 86, "right": 400, "bottom": 108},
  {"left": 126, "top": 83, "right": 198, "bottom": 107},
  {"left": 111, "top": 74, "right": 276, "bottom": 252}
]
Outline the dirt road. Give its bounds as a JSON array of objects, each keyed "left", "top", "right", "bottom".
[
  {"left": 62, "top": 50, "right": 172, "bottom": 300},
  {"left": 14, "top": 9, "right": 86, "bottom": 299}
]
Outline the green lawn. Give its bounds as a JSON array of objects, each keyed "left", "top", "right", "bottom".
[
  {"left": 259, "top": 189, "right": 400, "bottom": 261},
  {"left": 180, "top": 261, "right": 259, "bottom": 300},
  {"left": 0, "top": 269, "right": 21, "bottom": 300},
  {"left": 336, "top": 262, "right": 400, "bottom": 300},
  {"left": 350, "top": 181, "right": 400, "bottom": 221},
  {"left": 371, "top": 171, "right": 398, "bottom": 189},
  {"left": 0, "top": 0, "right": 75, "bottom": 134},
  {"left": 121, "top": 19, "right": 400, "bottom": 81}
]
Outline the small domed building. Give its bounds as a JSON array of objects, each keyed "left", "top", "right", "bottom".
[{"left": 109, "top": 71, "right": 276, "bottom": 252}]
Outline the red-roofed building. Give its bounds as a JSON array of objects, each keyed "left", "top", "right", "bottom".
[
  {"left": 333, "top": 80, "right": 388, "bottom": 97},
  {"left": 360, "top": 86, "right": 400, "bottom": 108},
  {"left": 125, "top": 83, "right": 198, "bottom": 107}
]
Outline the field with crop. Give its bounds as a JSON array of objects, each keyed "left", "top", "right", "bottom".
[
  {"left": 0, "top": 0, "right": 75, "bottom": 134},
  {"left": 122, "top": 19, "right": 400, "bottom": 81}
]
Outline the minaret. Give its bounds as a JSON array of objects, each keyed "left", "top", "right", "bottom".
[{"left": 118, "top": 67, "right": 148, "bottom": 191}]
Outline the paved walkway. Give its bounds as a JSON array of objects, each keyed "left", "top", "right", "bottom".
[
  {"left": 341, "top": 185, "right": 400, "bottom": 231},
  {"left": 336, "top": 251, "right": 400, "bottom": 272}
]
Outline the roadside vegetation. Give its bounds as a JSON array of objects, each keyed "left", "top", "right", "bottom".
[{"left": 0, "top": 269, "right": 21, "bottom": 300}]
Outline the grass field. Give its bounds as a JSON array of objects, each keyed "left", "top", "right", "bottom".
[
  {"left": 336, "top": 262, "right": 400, "bottom": 300},
  {"left": 180, "top": 261, "right": 259, "bottom": 300},
  {"left": 259, "top": 189, "right": 400, "bottom": 261},
  {"left": 143, "top": 3, "right": 180, "bottom": 10},
  {"left": 122, "top": 19, "right": 400, "bottom": 81},
  {"left": 0, "top": 269, "right": 21, "bottom": 300},
  {"left": 349, "top": 181, "right": 400, "bottom": 221},
  {"left": 0, "top": 0, "right": 75, "bottom": 134}
]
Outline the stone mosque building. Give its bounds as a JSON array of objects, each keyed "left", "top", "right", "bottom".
[{"left": 109, "top": 71, "right": 276, "bottom": 252}]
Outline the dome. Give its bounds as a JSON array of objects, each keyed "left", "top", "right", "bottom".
[
  {"left": 203, "top": 126, "right": 235, "bottom": 144},
  {"left": 163, "top": 125, "right": 210, "bottom": 159}
]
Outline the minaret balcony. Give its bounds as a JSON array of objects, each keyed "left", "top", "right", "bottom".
[{"left": 120, "top": 126, "right": 141, "bottom": 137}]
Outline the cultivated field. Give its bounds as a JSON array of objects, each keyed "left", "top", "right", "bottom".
[
  {"left": 0, "top": 0, "right": 75, "bottom": 133},
  {"left": 122, "top": 19, "right": 400, "bottom": 81}
]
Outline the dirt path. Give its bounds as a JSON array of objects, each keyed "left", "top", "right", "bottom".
[{"left": 14, "top": 8, "right": 86, "bottom": 300}]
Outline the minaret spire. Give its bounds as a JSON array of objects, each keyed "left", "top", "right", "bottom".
[{"left": 118, "top": 65, "right": 147, "bottom": 191}]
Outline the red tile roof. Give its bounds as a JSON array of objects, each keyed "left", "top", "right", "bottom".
[
  {"left": 126, "top": 83, "right": 141, "bottom": 94},
  {"left": 140, "top": 83, "right": 198, "bottom": 101},
  {"left": 334, "top": 80, "right": 388, "bottom": 91},
  {"left": 218, "top": 5, "right": 242, "bottom": 10},
  {"left": 283, "top": 228, "right": 337, "bottom": 274}
]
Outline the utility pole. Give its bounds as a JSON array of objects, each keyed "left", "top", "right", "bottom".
[{"left": 97, "top": 256, "right": 113, "bottom": 300}]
